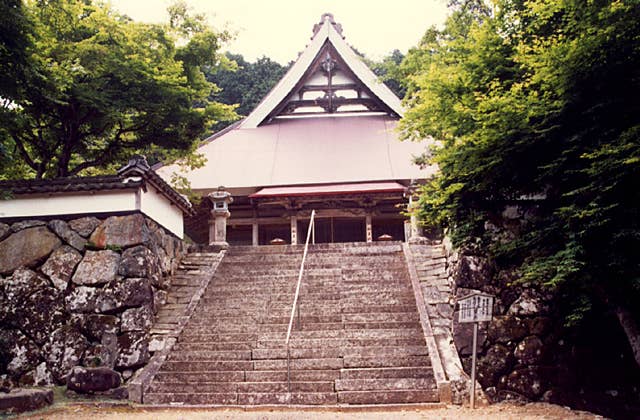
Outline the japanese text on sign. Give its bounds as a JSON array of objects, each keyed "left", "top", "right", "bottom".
[{"left": 458, "top": 293, "right": 494, "bottom": 323}]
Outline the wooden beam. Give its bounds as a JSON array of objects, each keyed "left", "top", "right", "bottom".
[{"left": 300, "top": 83, "right": 359, "bottom": 92}]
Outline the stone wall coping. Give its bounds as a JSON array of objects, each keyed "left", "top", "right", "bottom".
[{"left": 402, "top": 242, "right": 452, "bottom": 403}]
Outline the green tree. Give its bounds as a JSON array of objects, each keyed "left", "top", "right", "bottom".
[
  {"left": 0, "top": 0, "right": 236, "bottom": 179},
  {"left": 401, "top": 0, "right": 640, "bottom": 364},
  {"left": 206, "top": 52, "right": 287, "bottom": 119},
  {"left": 368, "top": 49, "right": 407, "bottom": 99}
]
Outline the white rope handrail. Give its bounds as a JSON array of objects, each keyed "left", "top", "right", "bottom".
[{"left": 285, "top": 209, "right": 316, "bottom": 392}]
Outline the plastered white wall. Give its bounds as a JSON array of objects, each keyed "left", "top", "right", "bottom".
[
  {"left": 139, "top": 185, "right": 184, "bottom": 238},
  {"left": 0, "top": 187, "right": 185, "bottom": 239},
  {"left": 0, "top": 191, "right": 137, "bottom": 219}
]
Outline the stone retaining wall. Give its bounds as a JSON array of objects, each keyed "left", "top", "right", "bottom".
[
  {"left": 0, "top": 213, "right": 185, "bottom": 393},
  {"left": 446, "top": 243, "right": 553, "bottom": 401}
]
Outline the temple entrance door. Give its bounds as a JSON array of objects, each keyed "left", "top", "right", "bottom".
[
  {"left": 333, "top": 218, "right": 365, "bottom": 242},
  {"left": 311, "top": 218, "right": 332, "bottom": 243},
  {"left": 298, "top": 217, "right": 365, "bottom": 243}
]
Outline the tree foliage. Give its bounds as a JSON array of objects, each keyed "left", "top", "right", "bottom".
[
  {"left": 401, "top": 0, "right": 640, "bottom": 329},
  {"left": 0, "top": 0, "right": 236, "bottom": 179},
  {"left": 366, "top": 49, "right": 407, "bottom": 99},
  {"left": 206, "top": 52, "right": 288, "bottom": 118}
]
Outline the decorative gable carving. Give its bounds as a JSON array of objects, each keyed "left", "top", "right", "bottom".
[
  {"left": 270, "top": 42, "right": 395, "bottom": 118},
  {"left": 241, "top": 13, "right": 404, "bottom": 128}
]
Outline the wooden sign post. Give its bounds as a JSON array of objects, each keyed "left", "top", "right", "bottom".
[{"left": 458, "top": 292, "right": 494, "bottom": 408}]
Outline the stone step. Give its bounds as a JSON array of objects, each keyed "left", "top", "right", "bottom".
[
  {"left": 341, "top": 298, "right": 417, "bottom": 306},
  {"left": 189, "top": 311, "right": 266, "bottom": 319},
  {"left": 148, "top": 382, "right": 237, "bottom": 393},
  {"left": 343, "top": 321, "right": 423, "bottom": 330},
  {"left": 265, "top": 304, "right": 417, "bottom": 314},
  {"left": 228, "top": 242, "right": 402, "bottom": 254},
  {"left": 181, "top": 322, "right": 351, "bottom": 334},
  {"left": 153, "top": 318, "right": 181, "bottom": 326},
  {"left": 204, "top": 283, "right": 413, "bottom": 295},
  {"left": 153, "top": 371, "right": 245, "bottom": 383},
  {"left": 183, "top": 320, "right": 422, "bottom": 334},
  {"left": 245, "top": 369, "right": 338, "bottom": 382},
  {"left": 187, "top": 315, "right": 263, "bottom": 325},
  {"left": 178, "top": 332, "right": 258, "bottom": 342},
  {"left": 160, "top": 360, "right": 253, "bottom": 371},
  {"left": 178, "top": 263, "right": 215, "bottom": 270},
  {"left": 253, "top": 357, "right": 343, "bottom": 371},
  {"left": 172, "top": 341, "right": 254, "bottom": 351},
  {"left": 170, "top": 279, "right": 205, "bottom": 286},
  {"left": 175, "top": 269, "right": 209, "bottom": 275},
  {"left": 223, "top": 256, "right": 403, "bottom": 264},
  {"left": 166, "top": 296, "right": 193, "bottom": 304},
  {"left": 256, "top": 337, "right": 425, "bottom": 350},
  {"left": 144, "top": 392, "right": 237, "bottom": 405},
  {"left": 225, "top": 248, "right": 398, "bottom": 262},
  {"left": 147, "top": 379, "right": 345, "bottom": 394},
  {"left": 236, "top": 381, "right": 334, "bottom": 393},
  {"left": 150, "top": 327, "right": 176, "bottom": 335},
  {"left": 251, "top": 347, "right": 343, "bottom": 360},
  {"left": 250, "top": 345, "right": 427, "bottom": 360},
  {"left": 178, "top": 262, "right": 218, "bottom": 268},
  {"left": 337, "top": 389, "right": 439, "bottom": 404},
  {"left": 261, "top": 327, "right": 424, "bottom": 340},
  {"left": 237, "top": 392, "right": 337, "bottom": 405},
  {"left": 167, "top": 350, "right": 252, "bottom": 361},
  {"left": 343, "top": 355, "right": 431, "bottom": 369},
  {"left": 341, "top": 313, "right": 420, "bottom": 323},
  {"left": 208, "top": 302, "right": 416, "bottom": 323},
  {"left": 340, "top": 366, "right": 434, "bottom": 380},
  {"left": 335, "top": 378, "right": 436, "bottom": 391}
]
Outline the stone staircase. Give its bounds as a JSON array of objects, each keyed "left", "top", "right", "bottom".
[
  {"left": 148, "top": 252, "right": 223, "bottom": 352},
  {"left": 143, "top": 242, "right": 443, "bottom": 405}
]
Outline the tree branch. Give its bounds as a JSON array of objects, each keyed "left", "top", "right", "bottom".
[{"left": 10, "top": 132, "right": 38, "bottom": 171}]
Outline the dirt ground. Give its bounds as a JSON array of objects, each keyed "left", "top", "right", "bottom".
[{"left": 15, "top": 401, "right": 606, "bottom": 420}]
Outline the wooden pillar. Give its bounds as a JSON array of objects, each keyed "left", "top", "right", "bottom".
[
  {"left": 290, "top": 215, "right": 298, "bottom": 245},
  {"left": 365, "top": 214, "right": 373, "bottom": 243},
  {"left": 252, "top": 221, "right": 259, "bottom": 246}
]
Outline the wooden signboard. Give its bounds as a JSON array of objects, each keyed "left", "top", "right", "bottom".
[{"left": 457, "top": 291, "right": 495, "bottom": 409}]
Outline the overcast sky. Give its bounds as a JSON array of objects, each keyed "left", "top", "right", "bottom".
[{"left": 109, "top": 0, "right": 450, "bottom": 64}]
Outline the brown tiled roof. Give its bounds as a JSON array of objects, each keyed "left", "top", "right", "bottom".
[
  {"left": 0, "top": 175, "right": 143, "bottom": 194},
  {"left": 0, "top": 156, "right": 195, "bottom": 216}
]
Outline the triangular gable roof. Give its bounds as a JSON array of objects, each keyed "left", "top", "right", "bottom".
[{"left": 241, "top": 13, "right": 404, "bottom": 129}]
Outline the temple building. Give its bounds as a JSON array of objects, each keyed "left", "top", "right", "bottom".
[{"left": 156, "top": 13, "right": 435, "bottom": 246}]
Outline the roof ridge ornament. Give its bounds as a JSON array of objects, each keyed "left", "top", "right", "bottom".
[
  {"left": 117, "top": 154, "right": 151, "bottom": 177},
  {"left": 312, "top": 13, "right": 344, "bottom": 38}
]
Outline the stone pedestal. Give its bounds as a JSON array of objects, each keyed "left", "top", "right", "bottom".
[
  {"left": 207, "top": 187, "right": 233, "bottom": 248},
  {"left": 408, "top": 193, "right": 427, "bottom": 244}
]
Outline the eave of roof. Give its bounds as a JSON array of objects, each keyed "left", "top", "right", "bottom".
[{"left": 249, "top": 181, "right": 406, "bottom": 198}]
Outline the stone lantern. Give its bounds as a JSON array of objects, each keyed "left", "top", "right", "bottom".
[{"left": 207, "top": 186, "right": 233, "bottom": 248}]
